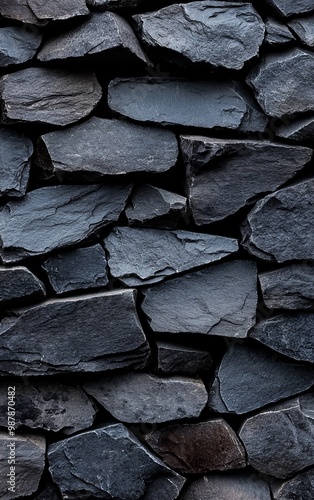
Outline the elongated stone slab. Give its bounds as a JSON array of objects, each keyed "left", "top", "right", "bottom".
[
  {"left": 265, "top": 18, "right": 295, "bottom": 46},
  {"left": 266, "top": 0, "right": 314, "bottom": 18},
  {"left": 156, "top": 341, "right": 212, "bottom": 375},
  {"left": 277, "top": 115, "right": 314, "bottom": 142},
  {"left": 0, "top": 266, "right": 45, "bottom": 306},
  {"left": 0, "top": 27, "right": 42, "bottom": 67},
  {"left": 272, "top": 468, "right": 314, "bottom": 500}
]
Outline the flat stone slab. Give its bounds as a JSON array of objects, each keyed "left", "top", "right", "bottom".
[
  {"left": 156, "top": 341, "right": 212, "bottom": 375},
  {"left": 0, "top": 290, "right": 150, "bottom": 375},
  {"left": 0, "top": 266, "right": 46, "bottom": 306},
  {"left": 272, "top": 468, "right": 314, "bottom": 500},
  {"left": 141, "top": 260, "right": 257, "bottom": 337},
  {"left": 0, "top": 27, "right": 42, "bottom": 67},
  {"left": 104, "top": 227, "right": 238, "bottom": 286},
  {"left": 266, "top": 0, "right": 314, "bottom": 18},
  {"left": 0, "top": 0, "right": 89, "bottom": 24},
  {"left": 289, "top": 15, "right": 314, "bottom": 48},
  {"left": 84, "top": 372, "right": 208, "bottom": 423},
  {"left": 277, "top": 115, "right": 314, "bottom": 142},
  {"left": 265, "top": 18, "right": 295, "bottom": 46}
]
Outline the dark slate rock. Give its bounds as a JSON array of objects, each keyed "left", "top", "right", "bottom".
[
  {"left": 87, "top": 0, "right": 145, "bottom": 10},
  {"left": 272, "top": 467, "right": 314, "bottom": 500},
  {"left": 104, "top": 227, "right": 239, "bottom": 286},
  {"left": 143, "top": 474, "right": 185, "bottom": 500},
  {"left": 108, "top": 77, "right": 268, "bottom": 133},
  {"left": 247, "top": 49, "right": 314, "bottom": 118},
  {"left": 146, "top": 420, "right": 246, "bottom": 474},
  {"left": 0, "top": 128, "right": 33, "bottom": 199},
  {"left": 48, "top": 423, "right": 185, "bottom": 500},
  {"left": 0, "top": 381, "right": 96, "bottom": 434},
  {"left": 208, "top": 344, "right": 314, "bottom": 415},
  {"left": 42, "top": 245, "right": 108, "bottom": 295},
  {"left": 84, "top": 372, "right": 207, "bottom": 423},
  {"left": 0, "top": 266, "right": 46, "bottom": 306},
  {"left": 0, "top": 27, "right": 42, "bottom": 67},
  {"left": 181, "top": 136, "right": 311, "bottom": 224},
  {"left": 133, "top": 2, "right": 264, "bottom": 70},
  {"left": 239, "top": 394, "right": 314, "bottom": 479},
  {"left": 0, "top": 67, "right": 102, "bottom": 126},
  {"left": 277, "top": 114, "right": 314, "bottom": 141},
  {"left": 32, "top": 481, "right": 61, "bottom": 500},
  {"left": 126, "top": 184, "right": 187, "bottom": 229},
  {"left": 0, "top": 0, "right": 42, "bottom": 24},
  {"left": 0, "top": 433, "right": 45, "bottom": 499},
  {"left": 141, "top": 260, "right": 257, "bottom": 337},
  {"left": 27, "top": 0, "right": 90, "bottom": 21},
  {"left": 0, "top": 290, "right": 150, "bottom": 375},
  {"left": 241, "top": 179, "right": 314, "bottom": 262},
  {"left": 289, "top": 15, "right": 314, "bottom": 48},
  {"left": 266, "top": 0, "right": 314, "bottom": 18},
  {"left": 156, "top": 341, "right": 212, "bottom": 375},
  {"left": 0, "top": 183, "right": 132, "bottom": 263},
  {"left": 265, "top": 18, "right": 295, "bottom": 46},
  {"left": 37, "top": 118, "right": 178, "bottom": 179}
]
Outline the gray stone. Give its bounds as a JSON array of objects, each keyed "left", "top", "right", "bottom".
[
  {"left": 239, "top": 394, "right": 314, "bottom": 479},
  {"left": 146, "top": 420, "right": 246, "bottom": 474},
  {"left": 0, "top": 0, "right": 42, "bottom": 24},
  {"left": 272, "top": 468, "right": 314, "bottom": 500},
  {"left": 42, "top": 245, "right": 108, "bottom": 295},
  {"left": 241, "top": 178, "right": 314, "bottom": 262},
  {"left": 143, "top": 474, "right": 185, "bottom": 500},
  {"left": 265, "top": 18, "right": 295, "bottom": 46},
  {"left": 104, "top": 227, "right": 239, "bottom": 286},
  {"left": 87, "top": 0, "right": 145, "bottom": 10},
  {"left": 36, "top": 118, "right": 178, "bottom": 179},
  {"left": 156, "top": 341, "right": 212, "bottom": 374},
  {"left": 0, "top": 27, "right": 42, "bottom": 67},
  {"left": 289, "top": 15, "right": 314, "bottom": 47},
  {"left": 208, "top": 344, "right": 314, "bottom": 415},
  {"left": 0, "top": 266, "right": 46, "bottom": 306},
  {"left": 266, "top": 0, "right": 314, "bottom": 18},
  {"left": 277, "top": 115, "right": 314, "bottom": 142},
  {"left": 181, "top": 136, "right": 311, "bottom": 224},
  {"left": 108, "top": 77, "right": 268, "bottom": 133},
  {"left": 0, "top": 67, "right": 102, "bottom": 126},
  {"left": 84, "top": 372, "right": 207, "bottom": 423},
  {"left": 134, "top": 2, "right": 264, "bottom": 70},
  {"left": 0, "top": 183, "right": 132, "bottom": 263},
  {"left": 28, "top": 0, "right": 90, "bottom": 20},
  {"left": 0, "top": 290, "right": 150, "bottom": 375},
  {"left": 141, "top": 260, "right": 257, "bottom": 337}
]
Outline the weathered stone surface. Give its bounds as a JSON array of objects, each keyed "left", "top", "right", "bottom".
[
  {"left": 143, "top": 474, "right": 185, "bottom": 500},
  {"left": 208, "top": 344, "right": 314, "bottom": 415},
  {"left": 266, "top": 0, "right": 314, "bottom": 18},
  {"left": 104, "top": 227, "right": 238, "bottom": 286},
  {"left": 0, "top": 290, "right": 150, "bottom": 375},
  {"left": 0, "top": 68, "right": 102, "bottom": 126},
  {"left": 265, "top": 18, "right": 295, "bottom": 46},
  {"left": 241, "top": 179, "right": 314, "bottom": 262},
  {"left": 0, "top": 433, "right": 45, "bottom": 499},
  {"left": 289, "top": 15, "right": 314, "bottom": 47},
  {"left": 0, "top": 183, "right": 132, "bottom": 263},
  {"left": 0, "top": 381, "right": 96, "bottom": 434},
  {"left": 277, "top": 115, "right": 314, "bottom": 142},
  {"left": 134, "top": 2, "right": 264, "bottom": 70},
  {"left": 272, "top": 467, "right": 314, "bottom": 500},
  {"left": 142, "top": 260, "right": 257, "bottom": 337},
  {"left": 48, "top": 423, "right": 185, "bottom": 500},
  {"left": 84, "top": 372, "right": 207, "bottom": 423},
  {"left": 28, "top": 0, "right": 90, "bottom": 20},
  {"left": 42, "top": 245, "right": 108, "bottom": 295},
  {"left": 87, "top": 0, "right": 145, "bottom": 10},
  {"left": 108, "top": 77, "right": 268, "bottom": 133},
  {"left": 260, "top": 264, "right": 314, "bottom": 309},
  {"left": 0, "top": 0, "right": 41, "bottom": 24},
  {"left": 0, "top": 266, "right": 46, "bottom": 306},
  {"left": 247, "top": 49, "right": 314, "bottom": 118},
  {"left": 239, "top": 394, "right": 314, "bottom": 479},
  {"left": 181, "top": 136, "right": 311, "bottom": 224},
  {"left": 156, "top": 341, "right": 212, "bottom": 374},
  {"left": 0, "top": 27, "right": 42, "bottom": 67},
  {"left": 146, "top": 420, "right": 246, "bottom": 474},
  {"left": 37, "top": 118, "right": 178, "bottom": 179}
]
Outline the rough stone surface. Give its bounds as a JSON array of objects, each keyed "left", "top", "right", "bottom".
[
  {"left": 0, "top": 0, "right": 42, "bottom": 24},
  {"left": 84, "top": 372, "right": 207, "bottom": 423},
  {"left": 48, "top": 423, "right": 185, "bottom": 500},
  {"left": 42, "top": 245, "right": 109, "bottom": 295},
  {"left": 0, "top": 183, "right": 132, "bottom": 262},
  {"left": 265, "top": 18, "right": 295, "bottom": 46},
  {"left": 28, "top": 0, "right": 90, "bottom": 20},
  {"left": 0, "top": 27, "right": 42, "bottom": 67},
  {"left": 146, "top": 420, "right": 246, "bottom": 474},
  {"left": 0, "top": 266, "right": 46, "bottom": 306},
  {"left": 104, "top": 227, "right": 239, "bottom": 286},
  {"left": 88, "top": 0, "right": 145, "bottom": 8},
  {"left": 0, "top": 68, "right": 102, "bottom": 126},
  {"left": 181, "top": 136, "right": 311, "bottom": 224},
  {"left": 289, "top": 15, "right": 314, "bottom": 47},
  {"left": 241, "top": 179, "right": 314, "bottom": 262},
  {"left": 277, "top": 115, "right": 314, "bottom": 142},
  {"left": 239, "top": 394, "right": 314, "bottom": 479},
  {"left": 208, "top": 344, "right": 314, "bottom": 415},
  {"left": 266, "top": 0, "right": 314, "bottom": 18},
  {"left": 272, "top": 467, "right": 314, "bottom": 500},
  {"left": 0, "top": 290, "right": 150, "bottom": 375},
  {"left": 156, "top": 341, "right": 212, "bottom": 374},
  {"left": 143, "top": 474, "right": 185, "bottom": 500},
  {"left": 141, "top": 260, "right": 257, "bottom": 337}
]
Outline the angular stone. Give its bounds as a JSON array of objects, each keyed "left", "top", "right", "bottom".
[
  {"left": 42, "top": 245, "right": 108, "bottom": 295},
  {"left": 143, "top": 474, "right": 185, "bottom": 500},
  {"left": 266, "top": 0, "right": 314, "bottom": 18},
  {"left": 0, "top": 27, "right": 42, "bottom": 67},
  {"left": 239, "top": 394, "right": 314, "bottom": 479},
  {"left": 104, "top": 227, "right": 239, "bottom": 286},
  {"left": 208, "top": 344, "right": 314, "bottom": 415},
  {"left": 0, "top": 67, "right": 102, "bottom": 126},
  {"left": 84, "top": 372, "right": 207, "bottom": 423},
  {"left": 0, "top": 266, "right": 45, "bottom": 306},
  {"left": 108, "top": 77, "right": 268, "bottom": 133},
  {"left": 0, "top": 290, "right": 150, "bottom": 375},
  {"left": 272, "top": 468, "right": 314, "bottom": 500},
  {"left": 181, "top": 136, "right": 311, "bottom": 224},
  {"left": 0, "top": 0, "right": 42, "bottom": 24},
  {"left": 0, "top": 381, "right": 96, "bottom": 434},
  {"left": 0, "top": 433, "right": 45, "bottom": 499},
  {"left": 277, "top": 115, "right": 314, "bottom": 142},
  {"left": 0, "top": 183, "right": 132, "bottom": 263},
  {"left": 146, "top": 420, "right": 246, "bottom": 474},
  {"left": 156, "top": 341, "right": 212, "bottom": 375},
  {"left": 28, "top": 0, "right": 90, "bottom": 21},
  {"left": 265, "top": 18, "right": 295, "bottom": 46},
  {"left": 142, "top": 260, "right": 257, "bottom": 337},
  {"left": 241, "top": 179, "right": 314, "bottom": 262},
  {"left": 126, "top": 184, "right": 187, "bottom": 229},
  {"left": 289, "top": 15, "right": 314, "bottom": 47},
  {"left": 37, "top": 118, "right": 178, "bottom": 179},
  {"left": 247, "top": 49, "right": 314, "bottom": 118}
]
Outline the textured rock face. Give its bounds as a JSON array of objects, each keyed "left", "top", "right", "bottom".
[
  {"left": 272, "top": 468, "right": 314, "bottom": 500},
  {"left": 142, "top": 260, "right": 257, "bottom": 337},
  {"left": 0, "top": 0, "right": 89, "bottom": 24},
  {"left": 266, "top": 0, "right": 314, "bottom": 18},
  {"left": 88, "top": 0, "right": 145, "bottom": 8},
  {"left": 0, "top": 68, "right": 102, "bottom": 126},
  {"left": 289, "top": 15, "right": 314, "bottom": 47},
  {"left": 84, "top": 372, "right": 208, "bottom": 423},
  {"left": 277, "top": 115, "right": 314, "bottom": 141},
  {"left": 0, "top": 290, "right": 150, "bottom": 375},
  {"left": 0, "top": 27, "right": 42, "bottom": 67},
  {"left": 265, "top": 18, "right": 295, "bottom": 46},
  {"left": 0, "top": 266, "right": 45, "bottom": 306},
  {"left": 143, "top": 474, "right": 185, "bottom": 500},
  {"left": 156, "top": 341, "right": 212, "bottom": 374},
  {"left": 181, "top": 136, "right": 311, "bottom": 224}
]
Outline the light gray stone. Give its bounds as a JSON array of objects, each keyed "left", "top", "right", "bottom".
[
  {"left": 289, "top": 14, "right": 314, "bottom": 47},
  {"left": 265, "top": 18, "right": 295, "bottom": 46},
  {"left": 266, "top": 0, "right": 314, "bottom": 18},
  {"left": 27, "top": 0, "right": 90, "bottom": 20}
]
